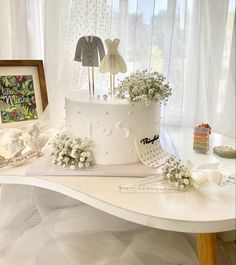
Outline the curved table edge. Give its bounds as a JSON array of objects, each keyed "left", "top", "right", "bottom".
[{"left": 0, "top": 175, "right": 235, "bottom": 233}]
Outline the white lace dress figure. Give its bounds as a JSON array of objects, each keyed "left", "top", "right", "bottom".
[{"left": 99, "top": 39, "right": 127, "bottom": 75}]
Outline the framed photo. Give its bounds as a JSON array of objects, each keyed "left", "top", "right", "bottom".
[{"left": 0, "top": 60, "right": 48, "bottom": 128}]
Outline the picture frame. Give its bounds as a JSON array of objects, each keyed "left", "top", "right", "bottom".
[{"left": 0, "top": 60, "right": 48, "bottom": 128}]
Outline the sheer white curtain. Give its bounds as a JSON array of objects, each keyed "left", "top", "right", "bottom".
[
  {"left": 170, "top": 0, "right": 235, "bottom": 137},
  {"left": 113, "top": 0, "right": 235, "bottom": 137},
  {"left": 0, "top": 0, "right": 235, "bottom": 135},
  {"left": 0, "top": 0, "right": 44, "bottom": 58}
]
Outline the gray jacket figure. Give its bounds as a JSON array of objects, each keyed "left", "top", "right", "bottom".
[{"left": 74, "top": 36, "right": 105, "bottom": 67}]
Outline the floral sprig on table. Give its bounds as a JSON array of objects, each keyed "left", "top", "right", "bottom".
[
  {"left": 121, "top": 155, "right": 232, "bottom": 193},
  {"left": 115, "top": 70, "right": 172, "bottom": 105},
  {"left": 51, "top": 134, "right": 94, "bottom": 170},
  {"left": 162, "top": 156, "right": 192, "bottom": 191}
]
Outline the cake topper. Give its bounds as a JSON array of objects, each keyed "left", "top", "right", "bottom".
[
  {"left": 74, "top": 35, "right": 105, "bottom": 95},
  {"left": 99, "top": 38, "right": 127, "bottom": 97}
]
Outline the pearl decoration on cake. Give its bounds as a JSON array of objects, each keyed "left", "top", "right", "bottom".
[
  {"left": 103, "top": 128, "right": 111, "bottom": 136},
  {"left": 103, "top": 94, "right": 108, "bottom": 100}
]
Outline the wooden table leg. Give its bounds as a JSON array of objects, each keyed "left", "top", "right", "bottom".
[{"left": 196, "top": 233, "right": 217, "bottom": 265}]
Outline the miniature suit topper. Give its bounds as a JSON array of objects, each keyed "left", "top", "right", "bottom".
[
  {"left": 74, "top": 35, "right": 105, "bottom": 95},
  {"left": 74, "top": 36, "right": 105, "bottom": 67}
]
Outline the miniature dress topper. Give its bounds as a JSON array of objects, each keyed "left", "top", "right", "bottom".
[
  {"left": 99, "top": 39, "right": 127, "bottom": 74},
  {"left": 99, "top": 38, "right": 127, "bottom": 96}
]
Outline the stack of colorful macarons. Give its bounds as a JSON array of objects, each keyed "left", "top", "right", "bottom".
[{"left": 193, "top": 123, "right": 211, "bottom": 154}]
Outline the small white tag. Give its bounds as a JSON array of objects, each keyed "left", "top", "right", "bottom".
[{"left": 135, "top": 133, "right": 170, "bottom": 168}]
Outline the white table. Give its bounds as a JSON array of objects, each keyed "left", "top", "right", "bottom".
[{"left": 0, "top": 127, "right": 235, "bottom": 265}]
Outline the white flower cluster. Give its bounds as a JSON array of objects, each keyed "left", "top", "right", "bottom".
[
  {"left": 51, "top": 134, "right": 94, "bottom": 170},
  {"left": 162, "top": 157, "right": 192, "bottom": 191},
  {"left": 115, "top": 70, "right": 172, "bottom": 105}
]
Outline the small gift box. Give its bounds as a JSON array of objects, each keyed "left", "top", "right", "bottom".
[{"left": 193, "top": 123, "right": 211, "bottom": 154}]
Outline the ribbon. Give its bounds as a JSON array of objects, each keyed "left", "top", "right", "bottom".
[
  {"left": 0, "top": 150, "right": 42, "bottom": 169},
  {"left": 183, "top": 160, "right": 223, "bottom": 189},
  {"left": 191, "top": 170, "right": 223, "bottom": 189}
]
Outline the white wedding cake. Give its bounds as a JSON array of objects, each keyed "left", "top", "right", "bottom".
[{"left": 65, "top": 90, "right": 160, "bottom": 165}]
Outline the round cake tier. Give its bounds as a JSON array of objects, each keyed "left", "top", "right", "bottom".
[{"left": 65, "top": 91, "right": 160, "bottom": 165}]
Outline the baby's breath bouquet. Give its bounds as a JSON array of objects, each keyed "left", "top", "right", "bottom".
[
  {"left": 162, "top": 157, "right": 192, "bottom": 191},
  {"left": 51, "top": 134, "right": 94, "bottom": 170},
  {"left": 115, "top": 70, "right": 172, "bottom": 105}
]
